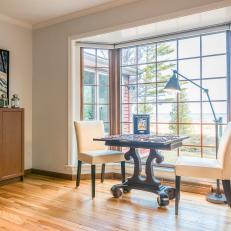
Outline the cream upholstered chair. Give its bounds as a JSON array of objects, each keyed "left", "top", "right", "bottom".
[
  {"left": 175, "top": 122, "right": 231, "bottom": 215},
  {"left": 74, "top": 120, "right": 125, "bottom": 199}
]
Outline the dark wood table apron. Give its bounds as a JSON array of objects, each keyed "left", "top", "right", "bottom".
[{"left": 94, "top": 134, "right": 188, "bottom": 206}]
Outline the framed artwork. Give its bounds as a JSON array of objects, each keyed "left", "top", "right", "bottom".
[
  {"left": 133, "top": 114, "right": 150, "bottom": 134},
  {"left": 0, "top": 49, "right": 9, "bottom": 98}
]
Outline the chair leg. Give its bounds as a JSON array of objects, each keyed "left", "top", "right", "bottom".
[
  {"left": 91, "top": 165, "right": 96, "bottom": 199},
  {"left": 76, "top": 160, "right": 82, "bottom": 187},
  {"left": 222, "top": 180, "right": 231, "bottom": 207},
  {"left": 121, "top": 161, "right": 126, "bottom": 183},
  {"left": 101, "top": 163, "right": 105, "bottom": 183},
  {"left": 175, "top": 176, "right": 181, "bottom": 215}
]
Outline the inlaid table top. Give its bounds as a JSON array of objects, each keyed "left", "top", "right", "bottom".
[{"left": 94, "top": 134, "right": 188, "bottom": 150}]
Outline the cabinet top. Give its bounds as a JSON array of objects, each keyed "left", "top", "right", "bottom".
[{"left": 0, "top": 108, "right": 24, "bottom": 112}]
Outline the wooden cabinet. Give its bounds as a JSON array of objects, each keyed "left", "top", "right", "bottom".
[{"left": 0, "top": 108, "right": 24, "bottom": 181}]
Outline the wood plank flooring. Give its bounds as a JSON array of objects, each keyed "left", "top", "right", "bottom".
[{"left": 0, "top": 174, "right": 230, "bottom": 231}]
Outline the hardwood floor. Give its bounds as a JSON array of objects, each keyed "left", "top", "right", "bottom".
[{"left": 0, "top": 174, "right": 230, "bottom": 231}]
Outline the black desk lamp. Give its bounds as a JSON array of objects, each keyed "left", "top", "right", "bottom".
[{"left": 164, "top": 69, "right": 225, "bottom": 204}]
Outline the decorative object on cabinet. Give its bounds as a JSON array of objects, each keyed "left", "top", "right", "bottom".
[
  {"left": 11, "top": 94, "right": 20, "bottom": 108},
  {"left": 0, "top": 94, "right": 8, "bottom": 108},
  {"left": 0, "top": 49, "right": 9, "bottom": 98},
  {"left": 0, "top": 108, "right": 24, "bottom": 183}
]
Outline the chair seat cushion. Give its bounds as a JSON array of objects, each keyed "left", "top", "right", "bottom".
[
  {"left": 79, "top": 150, "right": 125, "bottom": 164},
  {"left": 175, "top": 156, "right": 223, "bottom": 180}
]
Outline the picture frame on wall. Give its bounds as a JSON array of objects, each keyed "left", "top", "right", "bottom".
[
  {"left": 0, "top": 49, "right": 9, "bottom": 99},
  {"left": 133, "top": 114, "right": 150, "bottom": 134}
]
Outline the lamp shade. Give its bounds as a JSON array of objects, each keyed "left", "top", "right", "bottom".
[{"left": 164, "top": 72, "right": 181, "bottom": 93}]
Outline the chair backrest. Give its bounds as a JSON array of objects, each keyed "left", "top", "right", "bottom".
[
  {"left": 74, "top": 120, "right": 106, "bottom": 153},
  {"left": 217, "top": 122, "right": 231, "bottom": 179}
]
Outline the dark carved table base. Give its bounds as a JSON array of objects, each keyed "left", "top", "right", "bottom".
[{"left": 111, "top": 147, "right": 175, "bottom": 206}]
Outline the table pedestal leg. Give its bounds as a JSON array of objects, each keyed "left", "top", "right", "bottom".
[{"left": 111, "top": 147, "right": 175, "bottom": 206}]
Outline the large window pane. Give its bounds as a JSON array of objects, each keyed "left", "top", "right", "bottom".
[
  {"left": 202, "top": 55, "right": 226, "bottom": 78},
  {"left": 138, "top": 64, "right": 156, "bottom": 83},
  {"left": 138, "top": 44, "right": 156, "bottom": 64},
  {"left": 121, "top": 47, "right": 136, "bottom": 66},
  {"left": 178, "top": 37, "right": 200, "bottom": 58},
  {"left": 178, "top": 58, "right": 200, "bottom": 80},
  {"left": 157, "top": 41, "right": 177, "bottom": 61},
  {"left": 118, "top": 31, "right": 228, "bottom": 163},
  {"left": 202, "top": 33, "right": 226, "bottom": 56},
  {"left": 202, "top": 78, "right": 227, "bottom": 101}
]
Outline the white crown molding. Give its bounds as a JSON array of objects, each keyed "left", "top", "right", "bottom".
[
  {"left": 0, "top": 13, "right": 32, "bottom": 29},
  {"left": 33, "top": 0, "right": 139, "bottom": 30}
]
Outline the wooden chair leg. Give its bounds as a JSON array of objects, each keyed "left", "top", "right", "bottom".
[
  {"left": 76, "top": 160, "right": 82, "bottom": 187},
  {"left": 91, "top": 165, "right": 96, "bottom": 199},
  {"left": 175, "top": 176, "right": 181, "bottom": 215},
  {"left": 121, "top": 161, "right": 126, "bottom": 183},
  {"left": 101, "top": 163, "right": 105, "bottom": 183},
  {"left": 222, "top": 180, "right": 231, "bottom": 207}
]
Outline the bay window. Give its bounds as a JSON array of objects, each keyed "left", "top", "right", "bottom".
[{"left": 80, "top": 30, "right": 229, "bottom": 164}]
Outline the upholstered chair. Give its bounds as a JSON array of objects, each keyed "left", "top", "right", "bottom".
[
  {"left": 74, "top": 121, "right": 125, "bottom": 199},
  {"left": 175, "top": 122, "right": 231, "bottom": 215}
]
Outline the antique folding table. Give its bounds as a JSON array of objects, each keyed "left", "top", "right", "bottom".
[{"left": 94, "top": 134, "right": 188, "bottom": 206}]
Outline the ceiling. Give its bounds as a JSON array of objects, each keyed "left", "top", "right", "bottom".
[
  {"left": 0, "top": 0, "right": 125, "bottom": 26},
  {"left": 80, "top": 6, "right": 231, "bottom": 44}
]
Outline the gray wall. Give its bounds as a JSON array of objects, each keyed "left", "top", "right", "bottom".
[
  {"left": 33, "top": 0, "right": 229, "bottom": 173},
  {"left": 0, "top": 21, "right": 32, "bottom": 170}
]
